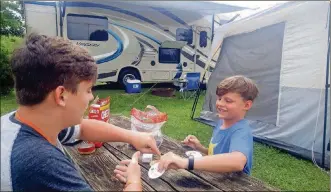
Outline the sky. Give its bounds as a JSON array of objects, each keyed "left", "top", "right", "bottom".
[{"left": 211, "top": 1, "right": 288, "bottom": 9}]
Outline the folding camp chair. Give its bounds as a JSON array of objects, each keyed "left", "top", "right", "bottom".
[{"left": 178, "top": 72, "right": 201, "bottom": 100}]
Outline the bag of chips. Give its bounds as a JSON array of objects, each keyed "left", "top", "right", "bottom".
[
  {"left": 88, "top": 96, "right": 111, "bottom": 123},
  {"left": 87, "top": 96, "right": 111, "bottom": 148}
]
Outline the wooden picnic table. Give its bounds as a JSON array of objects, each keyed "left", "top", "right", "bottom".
[{"left": 64, "top": 115, "right": 279, "bottom": 191}]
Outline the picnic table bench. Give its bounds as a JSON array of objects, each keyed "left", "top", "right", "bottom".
[{"left": 64, "top": 115, "right": 279, "bottom": 191}]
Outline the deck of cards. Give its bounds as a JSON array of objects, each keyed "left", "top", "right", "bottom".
[
  {"left": 142, "top": 153, "right": 153, "bottom": 163},
  {"left": 185, "top": 150, "right": 203, "bottom": 158},
  {"left": 148, "top": 162, "right": 165, "bottom": 179}
]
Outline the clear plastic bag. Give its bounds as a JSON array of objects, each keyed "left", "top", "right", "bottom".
[{"left": 130, "top": 105, "right": 167, "bottom": 147}]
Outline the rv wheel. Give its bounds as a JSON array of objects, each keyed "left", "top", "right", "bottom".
[{"left": 118, "top": 69, "right": 141, "bottom": 88}]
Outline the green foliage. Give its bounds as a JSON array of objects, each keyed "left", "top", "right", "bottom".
[
  {"left": 0, "top": 1, "right": 24, "bottom": 94},
  {"left": 0, "top": 1, "right": 25, "bottom": 36},
  {"left": 0, "top": 35, "right": 22, "bottom": 95}
]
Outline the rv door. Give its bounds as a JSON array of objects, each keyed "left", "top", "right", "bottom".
[{"left": 24, "top": 2, "right": 58, "bottom": 36}]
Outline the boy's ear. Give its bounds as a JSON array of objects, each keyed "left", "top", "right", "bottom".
[
  {"left": 54, "top": 86, "right": 68, "bottom": 107},
  {"left": 244, "top": 100, "right": 253, "bottom": 111}
]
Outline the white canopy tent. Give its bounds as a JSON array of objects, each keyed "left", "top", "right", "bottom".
[{"left": 195, "top": 1, "right": 330, "bottom": 168}]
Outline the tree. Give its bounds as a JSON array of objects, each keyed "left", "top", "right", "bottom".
[
  {"left": 0, "top": 1, "right": 25, "bottom": 36},
  {"left": 0, "top": 1, "right": 24, "bottom": 94},
  {"left": 0, "top": 36, "right": 22, "bottom": 95}
]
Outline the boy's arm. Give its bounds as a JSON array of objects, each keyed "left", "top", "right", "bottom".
[
  {"left": 193, "top": 152, "right": 247, "bottom": 172},
  {"left": 79, "top": 119, "right": 161, "bottom": 154},
  {"left": 159, "top": 129, "right": 252, "bottom": 173},
  {"left": 78, "top": 119, "right": 134, "bottom": 143},
  {"left": 58, "top": 119, "right": 135, "bottom": 144},
  {"left": 195, "top": 129, "right": 252, "bottom": 173},
  {"left": 160, "top": 151, "right": 246, "bottom": 173},
  {"left": 59, "top": 119, "right": 160, "bottom": 155}
]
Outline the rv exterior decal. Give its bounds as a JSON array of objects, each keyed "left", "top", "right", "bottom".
[
  {"left": 25, "top": 1, "right": 56, "bottom": 7},
  {"left": 65, "top": 2, "right": 167, "bottom": 31},
  {"left": 111, "top": 22, "right": 161, "bottom": 45},
  {"left": 151, "top": 7, "right": 190, "bottom": 28},
  {"left": 131, "top": 42, "right": 144, "bottom": 66},
  {"left": 96, "top": 30, "right": 123, "bottom": 64},
  {"left": 97, "top": 70, "right": 118, "bottom": 79},
  {"left": 76, "top": 42, "right": 100, "bottom": 47},
  {"left": 135, "top": 36, "right": 158, "bottom": 52}
]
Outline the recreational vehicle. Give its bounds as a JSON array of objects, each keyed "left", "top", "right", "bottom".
[{"left": 23, "top": 1, "right": 247, "bottom": 86}]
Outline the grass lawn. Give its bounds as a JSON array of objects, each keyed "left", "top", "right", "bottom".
[{"left": 1, "top": 87, "right": 330, "bottom": 191}]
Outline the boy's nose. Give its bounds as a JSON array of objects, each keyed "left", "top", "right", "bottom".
[
  {"left": 216, "top": 99, "right": 225, "bottom": 107},
  {"left": 89, "top": 94, "right": 94, "bottom": 101}
]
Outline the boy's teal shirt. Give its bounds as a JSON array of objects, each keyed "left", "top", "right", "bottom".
[{"left": 208, "top": 119, "right": 253, "bottom": 175}]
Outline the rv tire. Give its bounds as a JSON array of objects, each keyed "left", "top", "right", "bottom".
[{"left": 118, "top": 69, "right": 141, "bottom": 88}]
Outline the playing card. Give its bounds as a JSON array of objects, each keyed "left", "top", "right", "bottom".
[{"left": 148, "top": 163, "right": 165, "bottom": 179}]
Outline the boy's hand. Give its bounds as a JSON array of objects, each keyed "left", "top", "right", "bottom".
[
  {"left": 130, "top": 132, "right": 161, "bottom": 155},
  {"left": 157, "top": 152, "right": 188, "bottom": 171},
  {"left": 114, "top": 151, "right": 142, "bottom": 185},
  {"left": 181, "top": 135, "right": 203, "bottom": 151}
]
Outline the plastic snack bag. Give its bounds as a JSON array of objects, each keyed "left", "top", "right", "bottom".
[{"left": 130, "top": 105, "right": 167, "bottom": 147}]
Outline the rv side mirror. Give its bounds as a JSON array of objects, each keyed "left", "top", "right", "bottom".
[{"left": 176, "top": 28, "right": 193, "bottom": 45}]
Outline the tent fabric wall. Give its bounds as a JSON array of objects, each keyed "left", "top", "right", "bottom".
[
  {"left": 200, "top": 1, "right": 330, "bottom": 167},
  {"left": 202, "top": 22, "right": 285, "bottom": 124}
]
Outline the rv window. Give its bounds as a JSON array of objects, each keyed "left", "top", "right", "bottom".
[
  {"left": 159, "top": 48, "right": 181, "bottom": 64},
  {"left": 67, "top": 14, "right": 108, "bottom": 41},
  {"left": 176, "top": 28, "right": 193, "bottom": 45},
  {"left": 199, "top": 31, "right": 207, "bottom": 48}
]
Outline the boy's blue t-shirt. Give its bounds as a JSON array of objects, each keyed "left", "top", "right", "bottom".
[{"left": 208, "top": 119, "right": 253, "bottom": 175}]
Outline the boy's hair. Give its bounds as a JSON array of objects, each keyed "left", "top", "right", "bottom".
[
  {"left": 11, "top": 33, "right": 97, "bottom": 106},
  {"left": 216, "top": 75, "right": 259, "bottom": 101}
]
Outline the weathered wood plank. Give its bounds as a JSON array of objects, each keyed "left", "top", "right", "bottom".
[
  {"left": 103, "top": 143, "right": 176, "bottom": 191},
  {"left": 158, "top": 138, "right": 252, "bottom": 191},
  {"left": 109, "top": 115, "right": 278, "bottom": 191},
  {"left": 64, "top": 145, "right": 155, "bottom": 191},
  {"left": 161, "top": 137, "right": 278, "bottom": 191},
  {"left": 105, "top": 142, "right": 221, "bottom": 191}
]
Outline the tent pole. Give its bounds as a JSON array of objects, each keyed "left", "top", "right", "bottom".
[
  {"left": 321, "top": 4, "right": 330, "bottom": 168},
  {"left": 211, "top": 14, "right": 215, "bottom": 43},
  {"left": 191, "top": 76, "right": 204, "bottom": 119},
  {"left": 191, "top": 40, "right": 223, "bottom": 120}
]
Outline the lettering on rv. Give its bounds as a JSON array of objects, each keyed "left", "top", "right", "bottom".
[{"left": 76, "top": 42, "right": 100, "bottom": 47}]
